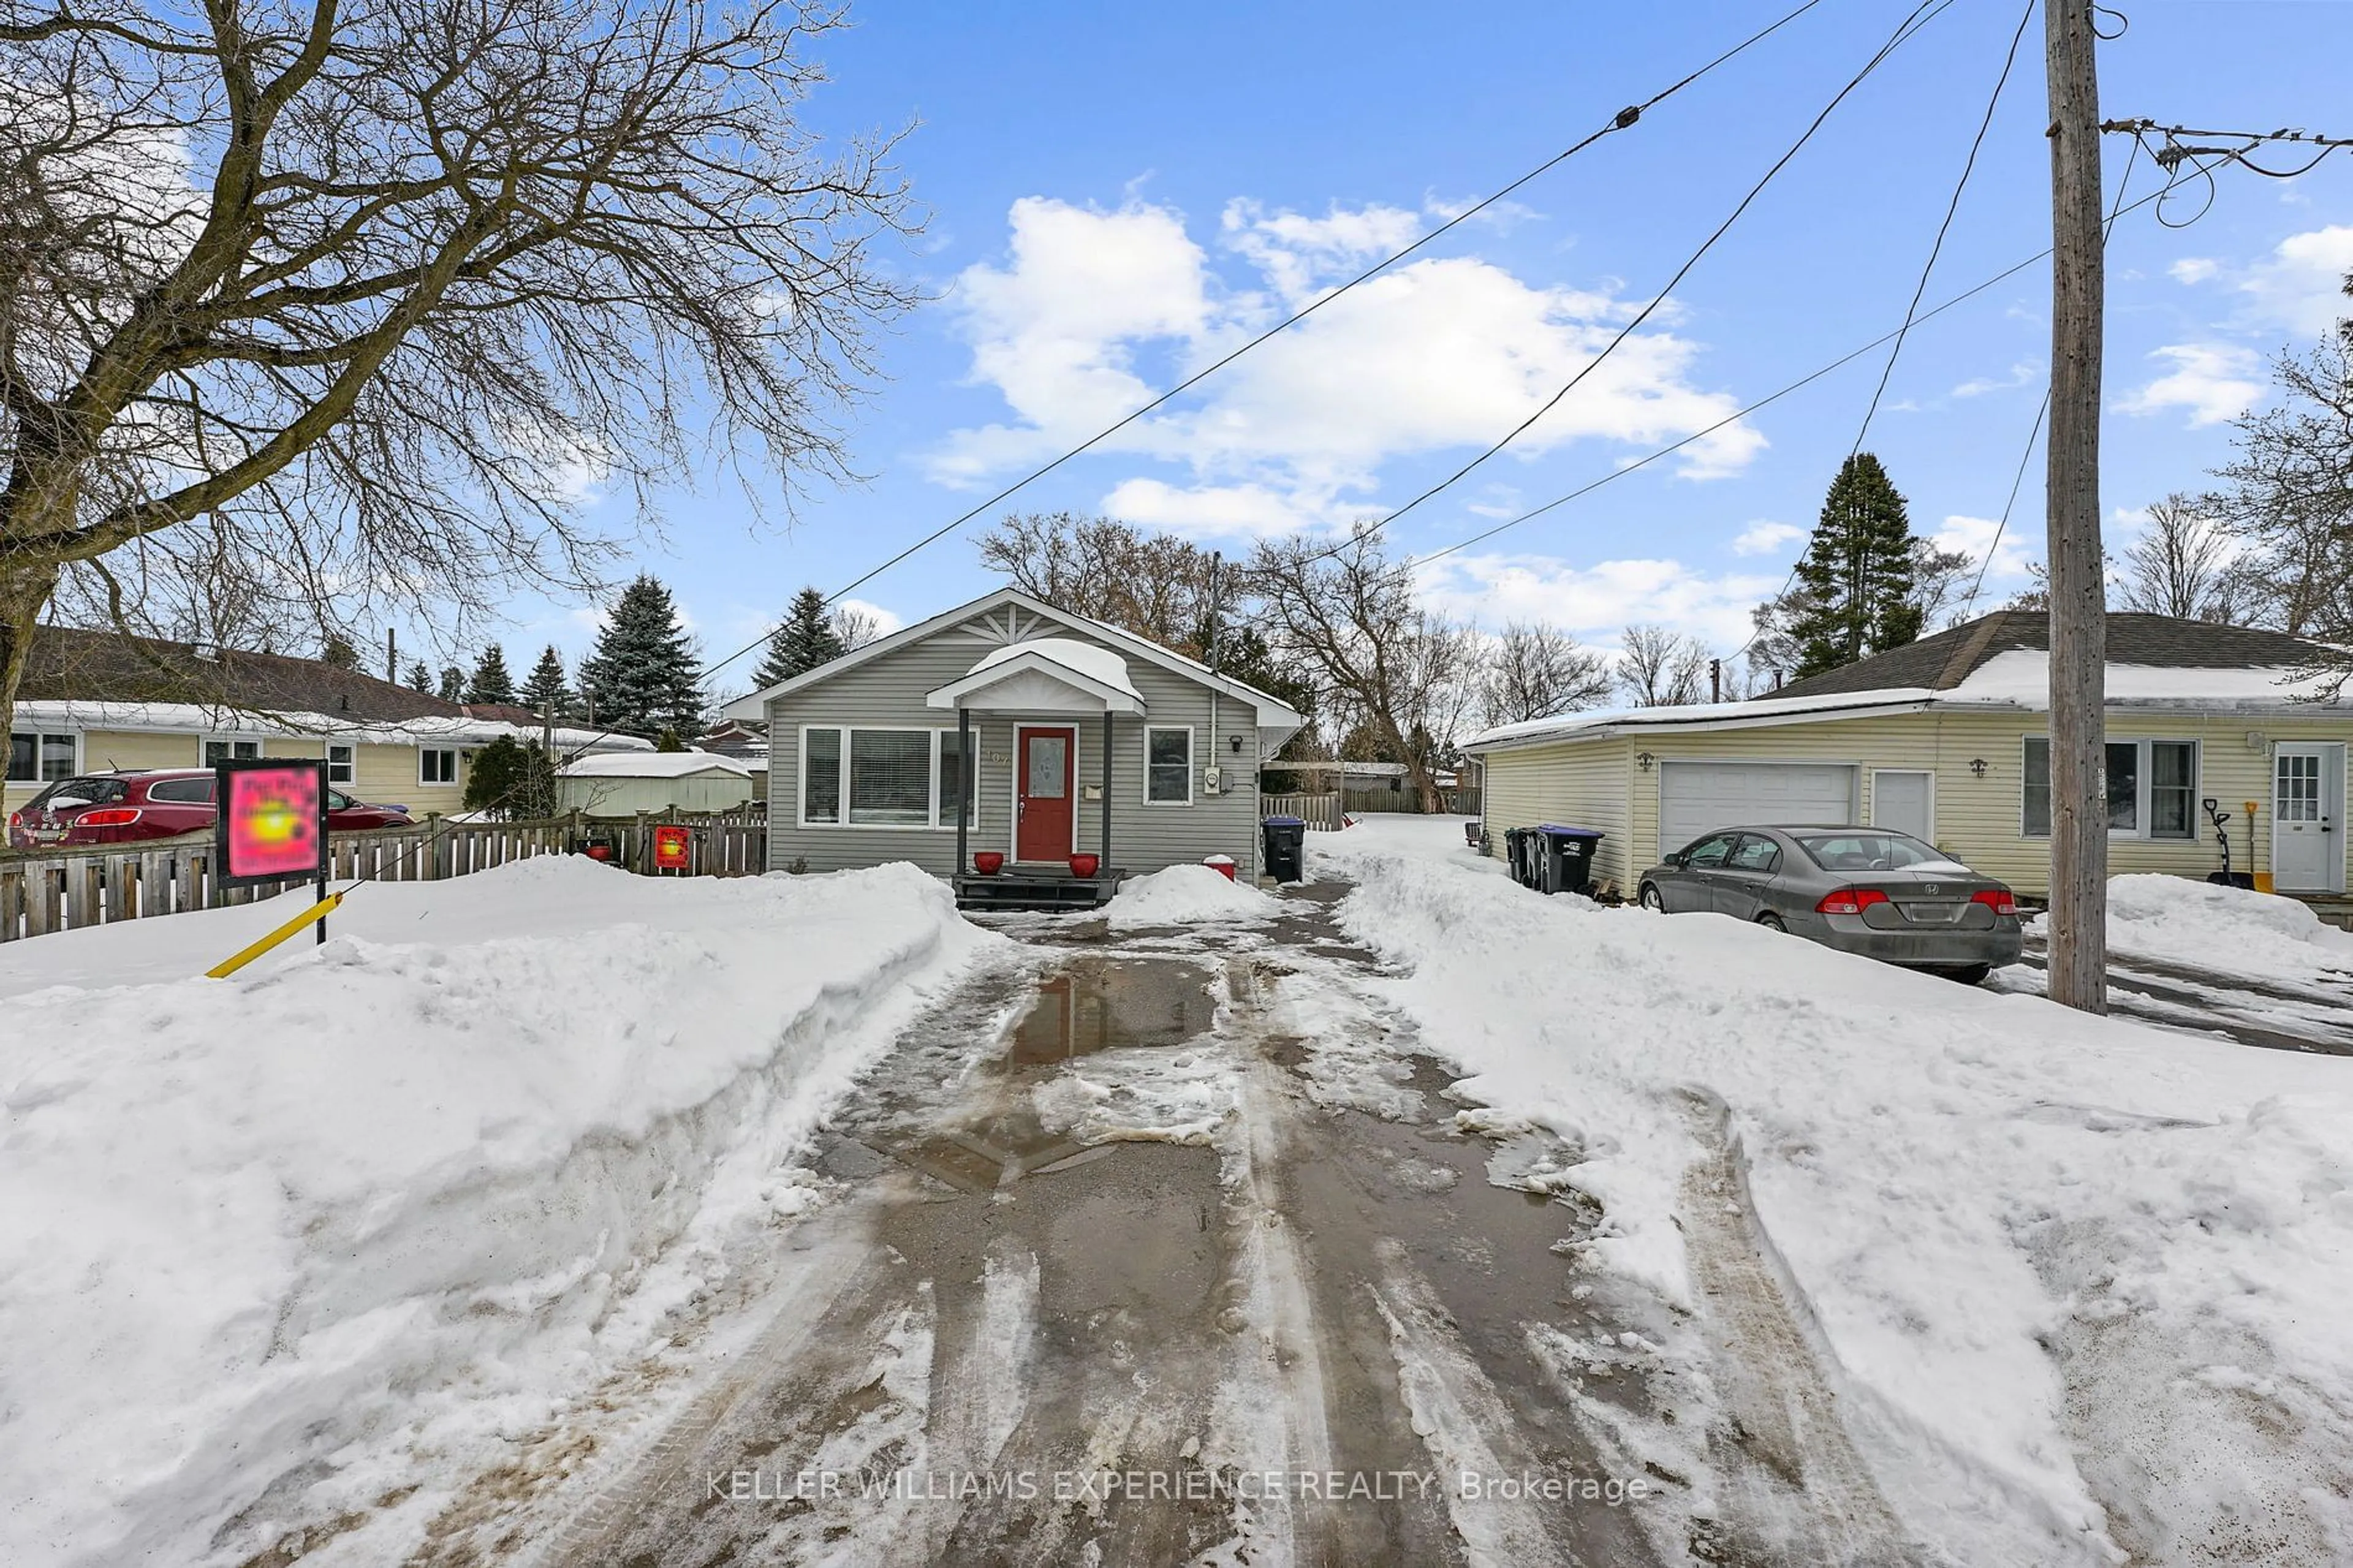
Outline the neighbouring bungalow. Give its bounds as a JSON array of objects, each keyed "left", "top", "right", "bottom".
[
  {"left": 720, "top": 588, "right": 1305, "bottom": 906},
  {"left": 6, "top": 625, "right": 646, "bottom": 819},
  {"left": 557, "top": 749, "right": 756, "bottom": 818},
  {"left": 1466, "top": 612, "right": 2353, "bottom": 909}
]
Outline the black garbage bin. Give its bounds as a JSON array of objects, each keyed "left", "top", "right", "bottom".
[
  {"left": 1501, "top": 827, "right": 1532, "bottom": 887},
  {"left": 1261, "top": 815, "right": 1307, "bottom": 884},
  {"left": 1536, "top": 824, "right": 1605, "bottom": 896}
]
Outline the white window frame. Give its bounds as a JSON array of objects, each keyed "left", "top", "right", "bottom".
[
  {"left": 798, "top": 724, "right": 966, "bottom": 831},
  {"left": 200, "top": 735, "right": 263, "bottom": 767},
  {"left": 7, "top": 729, "right": 79, "bottom": 784},
  {"left": 934, "top": 728, "right": 978, "bottom": 830},
  {"left": 2020, "top": 735, "right": 2200, "bottom": 841},
  {"left": 419, "top": 746, "right": 462, "bottom": 786},
  {"left": 1143, "top": 724, "right": 1194, "bottom": 806},
  {"left": 327, "top": 741, "right": 357, "bottom": 786}
]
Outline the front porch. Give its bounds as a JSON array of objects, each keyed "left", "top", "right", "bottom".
[{"left": 950, "top": 864, "right": 1130, "bottom": 912}]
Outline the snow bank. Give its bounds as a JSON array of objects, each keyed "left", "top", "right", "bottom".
[
  {"left": 1319, "top": 824, "right": 2353, "bottom": 1565},
  {"left": 1106, "top": 863, "right": 1276, "bottom": 927},
  {"left": 2090, "top": 873, "right": 2353, "bottom": 982},
  {"left": 0, "top": 857, "right": 996, "bottom": 1567}
]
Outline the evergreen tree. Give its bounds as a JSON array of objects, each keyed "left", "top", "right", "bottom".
[
  {"left": 436, "top": 665, "right": 464, "bottom": 702},
  {"left": 752, "top": 586, "right": 846, "bottom": 687},
  {"left": 461, "top": 735, "right": 558, "bottom": 819},
  {"left": 319, "top": 632, "right": 361, "bottom": 670},
  {"left": 577, "top": 574, "right": 704, "bottom": 738},
  {"left": 654, "top": 726, "right": 685, "bottom": 752},
  {"left": 521, "top": 644, "right": 570, "bottom": 716},
  {"left": 465, "top": 643, "right": 518, "bottom": 706},
  {"left": 405, "top": 659, "right": 433, "bottom": 692},
  {"left": 1787, "top": 453, "right": 1922, "bottom": 678}
]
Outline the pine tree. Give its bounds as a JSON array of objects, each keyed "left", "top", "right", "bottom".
[
  {"left": 406, "top": 659, "right": 433, "bottom": 692},
  {"left": 319, "top": 632, "right": 361, "bottom": 670},
  {"left": 752, "top": 586, "right": 847, "bottom": 687},
  {"left": 521, "top": 644, "right": 570, "bottom": 717},
  {"left": 465, "top": 643, "right": 518, "bottom": 706},
  {"left": 436, "top": 665, "right": 465, "bottom": 702},
  {"left": 577, "top": 574, "right": 704, "bottom": 738},
  {"left": 1788, "top": 453, "right": 1922, "bottom": 678}
]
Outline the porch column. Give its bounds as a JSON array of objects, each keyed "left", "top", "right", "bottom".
[
  {"left": 1101, "top": 708, "right": 1113, "bottom": 869},
  {"left": 957, "top": 705, "right": 971, "bottom": 874}
]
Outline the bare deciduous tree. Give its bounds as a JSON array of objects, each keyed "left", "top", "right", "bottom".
[
  {"left": 976, "top": 512, "right": 1224, "bottom": 658},
  {"left": 1616, "top": 623, "right": 1709, "bottom": 707},
  {"left": 1476, "top": 621, "right": 1612, "bottom": 729},
  {"left": 2115, "top": 493, "right": 2245, "bottom": 622},
  {"left": 1252, "top": 528, "right": 1476, "bottom": 811},
  {"left": 0, "top": 0, "right": 919, "bottom": 736},
  {"left": 2207, "top": 338, "right": 2353, "bottom": 643}
]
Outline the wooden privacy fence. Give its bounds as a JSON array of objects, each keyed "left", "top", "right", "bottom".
[
  {"left": 1260, "top": 792, "right": 1343, "bottom": 831},
  {"left": 0, "top": 807, "right": 769, "bottom": 945}
]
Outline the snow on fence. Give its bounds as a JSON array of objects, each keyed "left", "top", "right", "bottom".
[
  {"left": 0, "top": 806, "right": 768, "bottom": 944},
  {"left": 1260, "top": 792, "right": 1343, "bottom": 831}
]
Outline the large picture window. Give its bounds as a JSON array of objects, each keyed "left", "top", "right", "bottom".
[
  {"left": 800, "top": 727, "right": 973, "bottom": 829},
  {"left": 1145, "top": 727, "right": 1192, "bottom": 804},
  {"left": 2023, "top": 737, "right": 2197, "bottom": 839},
  {"left": 7, "top": 730, "right": 75, "bottom": 784}
]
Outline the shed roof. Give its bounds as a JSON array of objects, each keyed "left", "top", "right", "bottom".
[{"left": 557, "top": 750, "right": 751, "bottom": 779}]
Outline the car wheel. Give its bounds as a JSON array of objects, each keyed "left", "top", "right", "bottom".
[
  {"left": 1941, "top": 964, "right": 1991, "bottom": 986},
  {"left": 1756, "top": 911, "right": 1787, "bottom": 933},
  {"left": 1639, "top": 883, "right": 1665, "bottom": 912}
]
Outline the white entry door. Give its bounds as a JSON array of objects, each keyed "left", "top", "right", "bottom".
[
  {"left": 1658, "top": 761, "right": 1857, "bottom": 858},
  {"left": 2273, "top": 744, "right": 2344, "bottom": 893},
  {"left": 1870, "top": 770, "right": 1935, "bottom": 842}
]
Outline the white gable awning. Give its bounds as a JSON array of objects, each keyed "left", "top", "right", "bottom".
[{"left": 925, "top": 637, "right": 1146, "bottom": 715}]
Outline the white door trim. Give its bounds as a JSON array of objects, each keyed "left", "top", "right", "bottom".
[
  {"left": 1869, "top": 768, "right": 1936, "bottom": 841},
  {"left": 2272, "top": 741, "right": 2346, "bottom": 894},
  {"left": 1011, "top": 724, "right": 1080, "bottom": 862}
]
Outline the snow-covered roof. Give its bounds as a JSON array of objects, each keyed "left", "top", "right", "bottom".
[
  {"left": 1465, "top": 688, "right": 1938, "bottom": 751},
  {"left": 1936, "top": 650, "right": 2336, "bottom": 706},
  {"left": 11, "top": 699, "right": 651, "bottom": 752},
  {"left": 972, "top": 637, "right": 1137, "bottom": 696},
  {"left": 557, "top": 749, "right": 752, "bottom": 779}
]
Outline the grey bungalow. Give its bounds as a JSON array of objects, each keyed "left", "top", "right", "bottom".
[{"left": 720, "top": 588, "right": 1305, "bottom": 907}]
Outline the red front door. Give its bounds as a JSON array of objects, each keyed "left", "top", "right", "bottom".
[{"left": 1017, "top": 727, "right": 1075, "bottom": 862}]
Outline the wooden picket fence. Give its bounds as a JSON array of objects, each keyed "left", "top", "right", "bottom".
[
  {"left": 1260, "top": 792, "right": 1344, "bottom": 831},
  {"left": 0, "top": 806, "right": 768, "bottom": 945}
]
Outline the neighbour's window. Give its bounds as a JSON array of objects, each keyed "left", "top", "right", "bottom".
[
  {"left": 801, "top": 727, "right": 842, "bottom": 824},
  {"left": 1682, "top": 833, "right": 1737, "bottom": 868},
  {"left": 327, "top": 743, "right": 356, "bottom": 786},
  {"left": 147, "top": 778, "right": 215, "bottom": 804},
  {"left": 2023, "top": 737, "right": 2196, "bottom": 839},
  {"left": 419, "top": 747, "right": 460, "bottom": 784},
  {"left": 203, "top": 738, "right": 262, "bottom": 767},
  {"left": 1146, "top": 727, "right": 1192, "bottom": 804},
  {"left": 849, "top": 730, "right": 930, "bottom": 825},
  {"left": 7, "top": 731, "right": 75, "bottom": 783},
  {"left": 936, "top": 731, "right": 977, "bottom": 828},
  {"left": 1726, "top": 835, "right": 1781, "bottom": 873}
]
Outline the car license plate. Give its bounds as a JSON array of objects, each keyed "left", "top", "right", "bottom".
[{"left": 1901, "top": 903, "right": 1962, "bottom": 923}]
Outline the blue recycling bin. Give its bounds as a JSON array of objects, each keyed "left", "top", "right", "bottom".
[{"left": 1535, "top": 824, "right": 1606, "bottom": 896}]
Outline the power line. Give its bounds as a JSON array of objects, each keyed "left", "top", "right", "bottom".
[{"left": 816, "top": 0, "right": 1838, "bottom": 615}]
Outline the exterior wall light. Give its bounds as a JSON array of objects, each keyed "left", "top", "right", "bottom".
[
  {"left": 1635, "top": 751, "right": 1656, "bottom": 772},
  {"left": 1969, "top": 757, "right": 1989, "bottom": 778}
]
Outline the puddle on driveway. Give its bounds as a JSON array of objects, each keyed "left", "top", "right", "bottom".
[{"left": 1004, "top": 955, "right": 1216, "bottom": 1065}]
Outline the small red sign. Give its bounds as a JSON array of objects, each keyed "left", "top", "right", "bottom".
[{"left": 652, "top": 825, "right": 691, "bottom": 871}]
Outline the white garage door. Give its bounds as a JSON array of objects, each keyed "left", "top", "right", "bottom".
[{"left": 1658, "top": 762, "right": 1857, "bottom": 857}]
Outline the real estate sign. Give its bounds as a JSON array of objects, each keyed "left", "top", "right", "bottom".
[{"left": 216, "top": 759, "right": 330, "bottom": 886}]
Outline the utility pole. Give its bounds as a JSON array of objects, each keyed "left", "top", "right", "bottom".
[
  {"left": 2045, "top": 0, "right": 2108, "bottom": 1013},
  {"left": 385, "top": 627, "right": 397, "bottom": 685},
  {"left": 1709, "top": 657, "right": 1722, "bottom": 704}
]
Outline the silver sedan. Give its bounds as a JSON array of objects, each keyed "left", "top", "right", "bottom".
[{"left": 1635, "top": 825, "right": 2024, "bottom": 984}]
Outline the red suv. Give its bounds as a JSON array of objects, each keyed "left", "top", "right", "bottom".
[{"left": 7, "top": 769, "right": 413, "bottom": 849}]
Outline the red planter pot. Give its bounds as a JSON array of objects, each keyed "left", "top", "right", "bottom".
[
  {"left": 1068, "top": 853, "right": 1101, "bottom": 879},
  {"left": 972, "top": 851, "right": 1005, "bottom": 876}
]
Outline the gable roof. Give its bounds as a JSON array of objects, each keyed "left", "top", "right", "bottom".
[
  {"left": 1770, "top": 611, "right": 2332, "bottom": 700},
  {"left": 719, "top": 587, "right": 1306, "bottom": 727},
  {"left": 20, "top": 624, "right": 462, "bottom": 724}
]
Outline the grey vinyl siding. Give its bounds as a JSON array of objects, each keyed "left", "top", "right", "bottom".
[{"left": 763, "top": 613, "right": 1269, "bottom": 878}]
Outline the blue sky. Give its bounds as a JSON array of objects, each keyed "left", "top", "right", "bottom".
[{"left": 497, "top": 0, "right": 2353, "bottom": 702}]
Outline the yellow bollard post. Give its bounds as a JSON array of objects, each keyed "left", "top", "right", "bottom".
[{"left": 205, "top": 893, "right": 346, "bottom": 979}]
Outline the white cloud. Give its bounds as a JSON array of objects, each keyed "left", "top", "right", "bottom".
[
  {"left": 1932, "top": 513, "right": 2034, "bottom": 583},
  {"left": 1099, "top": 477, "right": 1349, "bottom": 539},
  {"left": 1415, "top": 552, "right": 1778, "bottom": 649},
  {"left": 834, "top": 597, "right": 904, "bottom": 638},
  {"left": 932, "top": 195, "right": 1764, "bottom": 539},
  {"left": 2115, "top": 343, "right": 2264, "bottom": 427},
  {"left": 2234, "top": 224, "right": 2353, "bottom": 339},
  {"left": 2169, "top": 257, "right": 2219, "bottom": 285},
  {"left": 1951, "top": 360, "right": 2042, "bottom": 399},
  {"left": 1731, "top": 520, "right": 1803, "bottom": 556}
]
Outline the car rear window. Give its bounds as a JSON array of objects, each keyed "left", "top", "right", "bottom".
[
  {"left": 34, "top": 777, "right": 128, "bottom": 809},
  {"left": 1792, "top": 831, "right": 1948, "bottom": 872},
  {"left": 146, "top": 778, "right": 216, "bottom": 804}
]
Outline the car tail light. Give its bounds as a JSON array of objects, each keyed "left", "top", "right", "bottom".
[
  {"left": 75, "top": 808, "right": 142, "bottom": 827},
  {"left": 1816, "top": 887, "right": 1890, "bottom": 916},
  {"left": 1971, "top": 888, "right": 2018, "bottom": 917}
]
